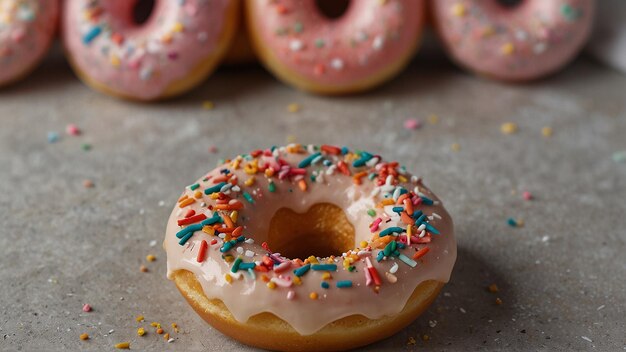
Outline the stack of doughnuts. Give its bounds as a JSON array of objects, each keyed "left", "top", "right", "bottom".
[{"left": 1, "top": 0, "right": 604, "bottom": 99}]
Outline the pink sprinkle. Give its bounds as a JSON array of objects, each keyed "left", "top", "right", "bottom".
[
  {"left": 273, "top": 261, "right": 291, "bottom": 273},
  {"left": 287, "top": 290, "right": 295, "bottom": 300},
  {"left": 523, "top": 191, "right": 533, "bottom": 201},
  {"left": 209, "top": 146, "right": 218, "bottom": 153},
  {"left": 370, "top": 218, "right": 383, "bottom": 232},
  {"left": 404, "top": 118, "right": 422, "bottom": 130},
  {"left": 364, "top": 265, "right": 373, "bottom": 286},
  {"left": 82, "top": 304, "right": 92, "bottom": 312},
  {"left": 66, "top": 124, "right": 81, "bottom": 136}
]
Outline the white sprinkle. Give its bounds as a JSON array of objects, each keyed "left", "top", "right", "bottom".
[
  {"left": 168, "top": 338, "right": 175, "bottom": 343},
  {"left": 515, "top": 30, "right": 528, "bottom": 41},
  {"left": 366, "top": 156, "right": 380, "bottom": 167},
  {"left": 444, "top": 292, "right": 451, "bottom": 297},
  {"left": 534, "top": 42, "right": 547, "bottom": 54},
  {"left": 417, "top": 224, "right": 426, "bottom": 232},
  {"left": 392, "top": 187, "right": 402, "bottom": 201},
  {"left": 459, "top": 307, "right": 466, "bottom": 314},
  {"left": 218, "top": 233, "right": 226, "bottom": 239},
  {"left": 236, "top": 247, "right": 244, "bottom": 254},
  {"left": 231, "top": 185, "right": 241, "bottom": 192},
  {"left": 389, "top": 262, "right": 399, "bottom": 274},
  {"left": 245, "top": 250, "right": 255, "bottom": 258},
  {"left": 581, "top": 336, "right": 593, "bottom": 343},
  {"left": 326, "top": 165, "right": 337, "bottom": 175},
  {"left": 244, "top": 238, "right": 255, "bottom": 244},
  {"left": 432, "top": 212, "right": 442, "bottom": 220},
  {"left": 372, "top": 35, "right": 385, "bottom": 50},
  {"left": 429, "top": 320, "right": 437, "bottom": 328},
  {"left": 542, "top": 236, "right": 550, "bottom": 242},
  {"left": 385, "top": 175, "right": 393, "bottom": 185},
  {"left": 355, "top": 31, "right": 368, "bottom": 42},
  {"left": 411, "top": 175, "right": 419, "bottom": 184},
  {"left": 158, "top": 200, "right": 165, "bottom": 207},
  {"left": 385, "top": 271, "right": 397, "bottom": 283},
  {"left": 289, "top": 39, "right": 304, "bottom": 51},
  {"left": 330, "top": 58, "right": 344, "bottom": 70},
  {"left": 597, "top": 305, "right": 605, "bottom": 311},
  {"left": 149, "top": 240, "right": 157, "bottom": 247}
]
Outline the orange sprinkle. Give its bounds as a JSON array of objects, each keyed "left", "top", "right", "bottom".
[
  {"left": 353, "top": 171, "right": 367, "bottom": 185},
  {"left": 223, "top": 214, "right": 234, "bottom": 228},
  {"left": 193, "top": 191, "right": 202, "bottom": 199},
  {"left": 156, "top": 328, "right": 164, "bottom": 334},
  {"left": 216, "top": 227, "right": 235, "bottom": 233},
  {"left": 79, "top": 333, "right": 89, "bottom": 340},
  {"left": 232, "top": 226, "right": 243, "bottom": 237},
  {"left": 413, "top": 247, "right": 430, "bottom": 260},
  {"left": 202, "top": 226, "right": 215, "bottom": 236},
  {"left": 309, "top": 292, "right": 318, "bottom": 300},
  {"left": 177, "top": 194, "right": 188, "bottom": 202},
  {"left": 114, "top": 342, "right": 130, "bottom": 349},
  {"left": 179, "top": 198, "right": 195, "bottom": 208},
  {"left": 215, "top": 202, "right": 243, "bottom": 210},
  {"left": 396, "top": 193, "right": 409, "bottom": 205},
  {"left": 381, "top": 198, "right": 395, "bottom": 206},
  {"left": 401, "top": 211, "right": 415, "bottom": 225},
  {"left": 404, "top": 198, "right": 413, "bottom": 215},
  {"left": 298, "top": 179, "right": 307, "bottom": 191}
]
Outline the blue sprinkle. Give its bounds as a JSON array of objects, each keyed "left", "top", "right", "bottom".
[
  {"left": 298, "top": 152, "right": 321, "bottom": 168},
  {"left": 311, "top": 264, "right": 337, "bottom": 271},
  {"left": 204, "top": 182, "right": 227, "bottom": 195},
  {"left": 236, "top": 235, "right": 245, "bottom": 243},
  {"left": 83, "top": 26, "right": 102, "bottom": 44},
  {"left": 201, "top": 215, "right": 221, "bottom": 226},
  {"left": 412, "top": 210, "right": 423, "bottom": 220},
  {"left": 321, "top": 281, "right": 330, "bottom": 289},
  {"left": 415, "top": 214, "right": 427, "bottom": 224},
  {"left": 47, "top": 131, "right": 60, "bottom": 143},
  {"left": 336, "top": 280, "right": 353, "bottom": 288},
  {"left": 379, "top": 227, "right": 404, "bottom": 237},
  {"left": 507, "top": 218, "right": 518, "bottom": 227},
  {"left": 294, "top": 264, "right": 311, "bottom": 277}
]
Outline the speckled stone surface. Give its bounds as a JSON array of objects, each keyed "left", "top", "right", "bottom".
[{"left": 0, "top": 48, "right": 625, "bottom": 351}]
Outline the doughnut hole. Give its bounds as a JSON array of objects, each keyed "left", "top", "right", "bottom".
[
  {"left": 132, "top": 0, "right": 156, "bottom": 26},
  {"left": 267, "top": 203, "right": 355, "bottom": 260},
  {"left": 315, "top": 0, "right": 351, "bottom": 20}
]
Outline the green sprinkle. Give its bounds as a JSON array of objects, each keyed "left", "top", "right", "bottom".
[
  {"left": 268, "top": 181, "right": 276, "bottom": 193},
  {"left": 298, "top": 152, "right": 321, "bottom": 168},
  {"left": 379, "top": 227, "right": 404, "bottom": 237},
  {"left": 398, "top": 254, "right": 417, "bottom": 268},
  {"left": 204, "top": 182, "right": 227, "bottom": 195},
  {"left": 81, "top": 143, "right": 92, "bottom": 151},
  {"left": 348, "top": 266, "right": 356, "bottom": 272},
  {"left": 314, "top": 38, "right": 325, "bottom": 48},
  {"left": 293, "top": 22, "right": 303, "bottom": 33},
  {"left": 336, "top": 280, "right": 353, "bottom": 288},
  {"left": 294, "top": 264, "right": 311, "bottom": 277},
  {"left": 383, "top": 240, "right": 396, "bottom": 257},
  {"left": 231, "top": 257, "right": 242, "bottom": 273},
  {"left": 311, "top": 264, "right": 337, "bottom": 271},
  {"left": 243, "top": 191, "right": 255, "bottom": 203},
  {"left": 189, "top": 183, "right": 200, "bottom": 191},
  {"left": 367, "top": 209, "right": 376, "bottom": 217}
]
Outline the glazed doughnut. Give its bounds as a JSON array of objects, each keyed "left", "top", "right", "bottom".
[
  {"left": 62, "top": 0, "right": 239, "bottom": 101},
  {"left": 431, "top": 0, "right": 595, "bottom": 81},
  {"left": 245, "top": 0, "right": 426, "bottom": 94},
  {"left": 164, "top": 145, "right": 457, "bottom": 351},
  {"left": 0, "top": 0, "right": 59, "bottom": 87},
  {"left": 587, "top": 0, "right": 626, "bottom": 73}
]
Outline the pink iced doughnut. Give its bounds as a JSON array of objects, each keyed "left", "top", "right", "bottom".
[
  {"left": 0, "top": 0, "right": 59, "bottom": 87},
  {"left": 245, "top": 0, "right": 426, "bottom": 94},
  {"left": 431, "top": 0, "right": 595, "bottom": 81},
  {"left": 62, "top": 0, "right": 239, "bottom": 101}
]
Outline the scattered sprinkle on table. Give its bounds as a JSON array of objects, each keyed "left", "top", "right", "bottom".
[
  {"left": 404, "top": 118, "right": 422, "bottom": 130},
  {"left": 581, "top": 336, "right": 593, "bottom": 343},
  {"left": 79, "top": 333, "right": 89, "bottom": 340},
  {"left": 495, "top": 297, "right": 503, "bottom": 305},
  {"left": 81, "top": 143, "right": 92, "bottom": 151},
  {"left": 407, "top": 336, "right": 416, "bottom": 345},
  {"left": 82, "top": 303, "right": 92, "bottom": 312},
  {"left": 137, "top": 327, "right": 146, "bottom": 336},
  {"left": 146, "top": 254, "right": 156, "bottom": 262},
  {"left": 140, "top": 265, "right": 148, "bottom": 272},
  {"left": 47, "top": 131, "right": 60, "bottom": 143},
  {"left": 66, "top": 124, "right": 81, "bottom": 136},
  {"left": 612, "top": 150, "right": 626, "bottom": 163},
  {"left": 522, "top": 191, "right": 533, "bottom": 201},
  {"left": 507, "top": 218, "right": 524, "bottom": 227},
  {"left": 114, "top": 342, "right": 130, "bottom": 349},
  {"left": 287, "top": 103, "right": 300, "bottom": 113},
  {"left": 202, "top": 100, "right": 215, "bottom": 110},
  {"left": 488, "top": 283, "right": 499, "bottom": 293},
  {"left": 542, "top": 126, "right": 553, "bottom": 137},
  {"left": 451, "top": 143, "right": 461, "bottom": 152},
  {"left": 83, "top": 179, "right": 94, "bottom": 188},
  {"left": 501, "top": 122, "right": 518, "bottom": 135},
  {"left": 428, "top": 114, "right": 439, "bottom": 125},
  {"left": 209, "top": 145, "right": 218, "bottom": 153}
]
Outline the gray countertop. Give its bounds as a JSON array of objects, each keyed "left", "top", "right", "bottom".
[{"left": 1, "top": 50, "right": 625, "bottom": 351}]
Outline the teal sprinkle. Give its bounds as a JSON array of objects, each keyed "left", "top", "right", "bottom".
[
  {"left": 368, "top": 173, "right": 377, "bottom": 180},
  {"left": 397, "top": 242, "right": 406, "bottom": 249},
  {"left": 178, "top": 232, "right": 194, "bottom": 245},
  {"left": 392, "top": 206, "right": 404, "bottom": 214},
  {"left": 310, "top": 174, "right": 316, "bottom": 182},
  {"left": 367, "top": 209, "right": 376, "bottom": 217},
  {"left": 421, "top": 196, "right": 434, "bottom": 205},
  {"left": 376, "top": 250, "right": 385, "bottom": 262},
  {"left": 294, "top": 264, "right": 311, "bottom": 277},
  {"left": 425, "top": 223, "right": 440, "bottom": 235},
  {"left": 220, "top": 241, "right": 234, "bottom": 253},
  {"left": 352, "top": 151, "right": 373, "bottom": 167},
  {"left": 176, "top": 223, "right": 202, "bottom": 239},
  {"left": 321, "top": 281, "right": 330, "bottom": 289},
  {"left": 82, "top": 26, "right": 102, "bottom": 44},
  {"left": 311, "top": 264, "right": 337, "bottom": 271},
  {"left": 239, "top": 262, "right": 256, "bottom": 270},
  {"left": 236, "top": 235, "right": 245, "bottom": 243},
  {"left": 243, "top": 191, "right": 255, "bottom": 204},
  {"left": 248, "top": 268, "right": 256, "bottom": 280},
  {"left": 398, "top": 254, "right": 417, "bottom": 268},
  {"left": 415, "top": 214, "right": 427, "bottom": 224},
  {"left": 379, "top": 227, "right": 404, "bottom": 237},
  {"left": 412, "top": 210, "right": 423, "bottom": 219},
  {"left": 201, "top": 215, "right": 222, "bottom": 226},
  {"left": 298, "top": 152, "right": 321, "bottom": 168},
  {"left": 204, "top": 182, "right": 227, "bottom": 195},
  {"left": 561, "top": 4, "right": 581, "bottom": 21},
  {"left": 341, "top": 147, "right": 349, "bottom": 155},
  {"left": 189, "top": 183, "right": 200, "bottom": 191},
  {"left": 507, "top": 218, "right": 518, "bottom": 227},
  {"left": 231, "top": 257, "right": 242, "bottom": 273},
  {"left": 268, "top": 181, "right": 276, "bottom": 193},
  {"left": 383, "top": 241, "right": 394, "bottom": 256},
  {"left": 392, "top": 250, "right": 401, "bottom": 257},
  {"left": 398, "top": 188, "right": 408, "bottom": 196},
  {"left": 336, "top": 280, "right": 353, "bottom": 288},
  {"left": 323, "top": 159, "right": 332, "bottom": 166}
]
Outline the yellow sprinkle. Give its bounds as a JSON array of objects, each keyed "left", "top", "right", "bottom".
[
  {"left": 150, "top": 322, "right": 160, "bottom": 328},
  {"left": 164, "top": 333, "right": 170, "bottom": 340},
  {"left": 202, "top": 226, "right": 215, "bottom": 236},
  {"left": 293, "top": 276, "right": 302, "bottom": 285},
  {"left": 407, "top": 225, "right": 412, "bottom": 237},
  {"left": 231, "top": 158, "right": 241, "bottom": 169},
  {"left": 172, "top": 22, "right": 184, "bottom": 33},
  {"left": 407, "top": 336, "right": 416, "bottom": 345},
  {"left": 287, "top": 103, "right": 300, "bottom": 113},
  {"left": 114, "top": 342, "right": 130, "bottom": 349},
  {"left": 321, "top": 272, "right": 332, "bottom": 280},
  {"left": 146, "top": 254, "right": 156, "bottom": 262},
  {"left": 481, "top": 26, "right": 495, "bottom": 38},
  {"left": 451, "top": 143, "right": 461, "bottom": 152},
  {"left": 501, "top": 122, "right": 518, "bottom": 135},
  {"left": 307, "top": 256, "right": 319, "bottom": 264},
  {"left": 136, "top": 315, "right": 144, "bottom": 322},
  {"left": 267, "top": 281, "right": 277, "bottom": 289},
  {"left": 110, "top": 54, "right": 121, "bottom": 67},
  {"left": 398, "top": 175, "right": 408, "bottom": 183},
  {"left": 209, "top": 192, "right": 219, "bottom": 199},
  {"left": 223, "top": 254, "right": 234, "bottom": 262},
  {"left": 225, "top": 273, "right": 233, "bottom": 284},
  {"left": 137, "top": 327, "right": 146, "bottom": 337},
  {"left": 381, "top": 199, "right": 395, "bottom": 206},
  {"left": 501, "top": 42, "right": 515, "bottom": 55},
  {"left": 422, "top": 334, "right": 430, "bottom": 342},
  {"left": 309, "top": 292, "right": 318, "bottom": 300},
  {"left": 542, "top": 126, "right": 553, "bottom": 137},
  {"left": 79, "top": 333, "right": 89, "bottom": 340},
  {"left": 202, "top": 100, "right": 215, "bottom": 110},
  {"left": 171, "top": 323, "right": 179, "bottom": 333},
  {"left": 244, "top": 160, "right": 258, "bottom": 175},
  {"left": 230, "top": 211, "right": 238, "bottom": 223},
  {"left": 359, "top": 240, "right": 368, "bottom": 248},
  {"left": 428, "top": 114, "right": 439, "bottom": 125},
  {"left": 378, "top": 0, "right": 388, "bottom": 5},
  {"left": 452, "top": 3, "right": 466, "bottom": 17},
  {"left": 244, "top": 177, "right": 255, "bottom": 186}
]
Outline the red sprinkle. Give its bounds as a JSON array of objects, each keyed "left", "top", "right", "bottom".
[
  {"left": 523, "top": 191, "right": 533, "bottom": 201},
  {"left": 337, "top": 161, "right": 351, "bottom": 176},
  {"left": 197, "top": 240, "right": 208, "bottom": 263},
  {"left": 368, "top": 266, "right": 382, "bottom": 286},
  {"left": 210, "top": 239, "right": 218, "bottom": 245},
  {"left": 184, "top": 209, "right": 196, "bottom": 218},
  {"left": 321, "top": 145, "right": 342, "bottom": 155},
  {"left": 177, "top": 213, "right": 207, "bottom": 226}
]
